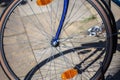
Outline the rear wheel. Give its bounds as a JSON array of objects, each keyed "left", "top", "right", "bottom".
[{"left": 0, "top": 0, "right": 117, "bottom": 80}]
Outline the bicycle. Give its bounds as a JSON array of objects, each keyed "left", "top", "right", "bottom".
[{"left": 0, "top": 0, "right": 117, "bottom": 80}]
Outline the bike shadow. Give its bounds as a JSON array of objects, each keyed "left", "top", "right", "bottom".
[
  {"left": 105, "top": 19, "right": 120, "bottom": 80},
  {"left": 73, "top": 19, "right": 120, "bottom": 80},
  {"left": 116, "top": 19, "right": 120, "bottom": 51}
]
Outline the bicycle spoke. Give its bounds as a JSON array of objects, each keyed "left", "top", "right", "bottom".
[{"left": 1, "top": 0, "right": 116, "bottom": 80}]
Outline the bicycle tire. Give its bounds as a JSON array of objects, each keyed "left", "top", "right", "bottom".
[{"left": 0, "top": 0, "right": 117, "bottom": 80}]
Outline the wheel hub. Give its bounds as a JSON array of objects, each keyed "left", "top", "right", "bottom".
[{"left": 51, "top": 38, "right": 59, "bottom": 47}]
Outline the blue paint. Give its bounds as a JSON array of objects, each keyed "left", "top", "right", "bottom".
[
  {"left": 53, "top": 0, "right": 69, "bottom": 42},
  {"left": 112, "top": 0, "right": 120, "bottom": 7}
]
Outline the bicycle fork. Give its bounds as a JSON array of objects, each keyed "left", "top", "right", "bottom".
[{"left": 51, "top": 0, "right": 69, "bottom": 47}]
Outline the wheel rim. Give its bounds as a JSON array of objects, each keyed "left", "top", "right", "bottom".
[{"left": 1, "top": 0, "right": 112, "bottom": 80}]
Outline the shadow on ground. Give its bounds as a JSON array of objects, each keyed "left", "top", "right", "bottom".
[
  {"left": 105, "top": 19, "right": 120, "bottom": 80},
  {"left": 106, "top": 71, "right": 120, "bottom": 80}
]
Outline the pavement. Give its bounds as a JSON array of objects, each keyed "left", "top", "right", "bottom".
[
  {"left": 105, "top": 2, "right": 120, "bottom": 80},
  {"left": 0, "top": 1, "right": 120, "bottom": 80}
]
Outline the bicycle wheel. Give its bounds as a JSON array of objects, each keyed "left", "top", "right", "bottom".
[{"left": 0, "top": 0, "right": 117, "bottom": 80}]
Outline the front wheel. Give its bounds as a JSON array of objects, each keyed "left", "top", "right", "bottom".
[{"left": 0, "top": 0, "right": 117, "bottom": 80}]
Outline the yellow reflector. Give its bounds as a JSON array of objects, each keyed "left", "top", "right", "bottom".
[
  {"left": 61, "top": 69, "right": 78, "bottom": 80},
  {"left": 36, "top": 0, "right": 53, "bottom": 6}
]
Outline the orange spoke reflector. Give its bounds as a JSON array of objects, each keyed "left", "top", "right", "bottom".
[
  {"left": 61, "top": 69, "right": 78, "bottom": 80},
  {"left": 36, "top": 0, "right": 53, "bottom": 6}
]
